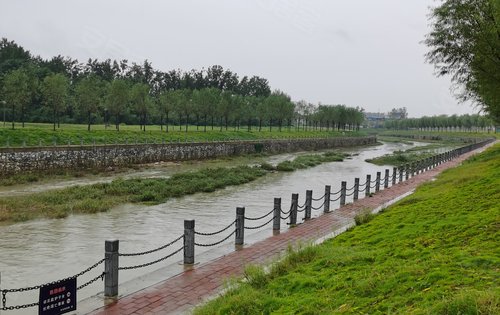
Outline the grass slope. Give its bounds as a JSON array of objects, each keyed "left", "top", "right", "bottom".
[
  {"left": 195, "top": 143, "right": 500, "bottom": 314},
  {"left": 0, "top": 123, "right": 363, "bottom": 147}
]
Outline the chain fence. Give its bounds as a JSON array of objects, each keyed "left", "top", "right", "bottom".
[{"left": 1, "top": 258, "right": 105, "bottom": 311}]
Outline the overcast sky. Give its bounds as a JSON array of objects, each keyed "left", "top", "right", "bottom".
[{"left": 0, "top": 0, "right": 478, "bottom": 117}]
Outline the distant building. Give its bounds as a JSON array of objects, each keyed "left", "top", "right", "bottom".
[{"left": 364, "top": 112, "right": 386, "bottom": 128}]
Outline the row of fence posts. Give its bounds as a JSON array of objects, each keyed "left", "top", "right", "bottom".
[
  {"left": 0, "top": 138, "right": 494, "bottom": 311},
  {"left": 100, "top": 138, "right": 494, "bottom": 298}
]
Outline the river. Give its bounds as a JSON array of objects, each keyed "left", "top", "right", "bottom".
[{"left": 0, "top": 141, "right": 427, "bottom": 314}]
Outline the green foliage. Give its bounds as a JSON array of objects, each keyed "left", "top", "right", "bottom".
[
  {"left": 276, "top": 151, "right": 346, "bottom": 171},
  {"left": 425, "top": 0, "right": 500, "bottom": 122},
  {"left": 354, "top": 209, "right": 376, "bottom": 225},
  {"left": 0, "top": 123, "right": 364, "bottom": 147},
  {"left": 385, "top": 113, "right": 495, "bottom": 131},
  {"left": 0, "top": 165, "right": 267, "bottom": 222},
  {"left": 41, "top": 73, "right": 69, "bottom": 131},
  {"left": 0, "top": 38, "right": 365, "bottom": 134},
  {"left": 195, "top": 143, "right": 500, "bottom": 314}
]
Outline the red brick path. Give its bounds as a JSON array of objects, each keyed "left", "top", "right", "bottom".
[{"left": 88, "top": 144, "right": 492, "bottom": 315}]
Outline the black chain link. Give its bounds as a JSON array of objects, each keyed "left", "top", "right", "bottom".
[
  {"left": 119, "top": 247, "right": 183, "bottom": 270},
  {"left": 77, "top": 272, "right": 105, "bottom": 290},
  {"left": 280, "top": 213, "right": 291, "bottom": 220},
  {"left": 358, "top": 186, "right": 367, "bottom": 193},
  {"left": 345, "top": 190, "right": 355, "bottom": 197},
  {"left": 311, "top": 198, "right": 327, "bottom": 210},
  {"left": 245, "top": 208, "right": 274, "bottom": 221},
  {"left": 195, "top": 220, "right": 236, "bottom": 236},
  {"left": 1, "top": 258, "right": 105, "bottom": 310},
  {"left": 119, "top": 234, "right": 183, "bottom": 257},
  {"left": 331, "top": 195, "right": 342, "bottom": 202},
  {"left": 280, "top": 205, "right": 292, "bottom": 215},
  {"left": 312, "top": 194, "right": 325, "bottom": 201},
  {"left": 345, "top": 185, "right": 356, "bottom": 191},
  {"left": 330, "top": 189, "right": 342, "bottom": 195},
  {"left": 245, "top": 217, "right": 275, "bottom": 230},
  {"left": 1, "top": 258, "right": 105, "bottom": 293},
  {"left": 195, "top": 230, "right": 236, "bottom": 247}
]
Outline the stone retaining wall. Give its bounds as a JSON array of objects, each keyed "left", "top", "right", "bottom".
[{"left": 0, "top": 136, "right": 376, "bottom": 175}]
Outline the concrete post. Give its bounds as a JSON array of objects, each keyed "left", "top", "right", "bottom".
[
  {"left": 340, "top": 181, "right": 347, "bottom": 206},
  {"left": 375, "top": 172, "right": 381, "bottom": 192},
  {"left": 405, "top": 164, "right": 410, "bottom": 180},
  {"left": 384, "top": 169, "right": 389, "bottom": 188},
  {"left": 305, "top": 190, "right": 312, "bottom": 220},
  {"left": 365, "top": 175, "right": 371, "bottom": 197},
  {"left": 235, "top": 207, "right": 245, "bottom": 246},
  {"left": 353, "top": 178, "right": 359, "bottom": 201},
  {"left": 392, "top": 167, "right": 397, "bottom": 185},
  {"left": 104, "top": 240, "right": 119, "bottom": 298},
  {"left": 184, "top": 220, "right": 195, "bottom": 265},
  {"left": 399, "top": 166, "right": 403, "bottom": 182},
  {"left": 273, "top": 198, "right": 281, "bottom": 231},
  {"left": 290, "top": 193, "right": 298, "bottom": 226},
  {"left": 324, "top": 185, "right": 331, "bottom": 213}
]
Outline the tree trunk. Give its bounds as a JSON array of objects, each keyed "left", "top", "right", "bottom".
[
  {"left": 166, "top": 112, "right": 169, "bottom": 133},
  {"left": 185, "top": 114, "right": 189, "bottom": 132},
  {"left": 259, "top": 119, "right": 262, "bottom": 132},
  {"left": 204, "top": 114, "right": 207, "bottom": 132},
  {"left": 11, "top": 104, "right": 15, "bottom": 130}
]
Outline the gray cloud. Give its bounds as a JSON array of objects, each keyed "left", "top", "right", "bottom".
[{"left": 0, "top": 0, "right": 477, "bottom": 117}]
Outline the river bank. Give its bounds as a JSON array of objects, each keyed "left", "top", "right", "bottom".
[
  {"left": 194, "top": 142, "right": 499, "bottom": 314},
  {"left": 0, "top": 136, "right": 376, "bottom": 175}
]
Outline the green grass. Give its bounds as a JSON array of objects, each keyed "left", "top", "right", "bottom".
[
  {"left": 366, "top": 150, "right": 435, "bottom": 166},
  {"left": 0, "top": 150, "right": 346, "bottom": 223},
  {"left": 275, "top": 151, "right": 346, "bottom": 171},
  {"left": 0, "top": 166, "right": 267, "bottom": 222},
  {"left": 0, "top": 122, "right": 364, "bottom": 148},
  {"left": 194, "top": 143, "right": 500, "bottom": 314}
]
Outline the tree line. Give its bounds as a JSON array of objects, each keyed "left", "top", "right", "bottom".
[
  {"left": 0, "top": 38, "right": 364, "bottom": 132},
  {"left": 384, "top": 114, "right": 495, "bottom": 132}
]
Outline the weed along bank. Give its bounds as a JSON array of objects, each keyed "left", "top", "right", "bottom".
[
  {"left": 0, "top": 138, "right": 493, "bottom": 314},
  {"left": 0, "top": 136, "right": 375, "bottom": 175}
]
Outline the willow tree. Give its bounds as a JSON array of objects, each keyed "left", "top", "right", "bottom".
[{"left": 425, "top": 0, "right": 500, "bottom": 122}]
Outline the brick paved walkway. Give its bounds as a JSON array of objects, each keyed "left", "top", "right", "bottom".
[{"left": 88, "top": 144, "right": 492, "bottom": 315}]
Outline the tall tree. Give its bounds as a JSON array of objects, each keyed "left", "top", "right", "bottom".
[
  {"left": 130, "top": 83, "right": 151, "bottom": 131},
  {"left": 2, "top": 68, "right": 33, "bottom": 129},
  {"left": 41, "top": 73, "right": 69, "bottom": 131},
  {"left": 106, "top": 79, "right": 129, "bottom": 131},
  {"left": 75, "top": 75, "right": 103, "bottom": 131},
  {"left": 425, "top": 0, "right": 500, "bottom": 122}
]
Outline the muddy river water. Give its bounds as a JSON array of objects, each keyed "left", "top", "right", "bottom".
[{"left": 0, "top": 141, "right": 429, "bottom": 313}]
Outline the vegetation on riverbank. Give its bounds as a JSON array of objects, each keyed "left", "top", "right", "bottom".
[
  {"left": 0, "top": 166, "right": 266, "bottom": 222},
  {"left": 367, "top": 140, "right": 460, "bottom": 166},
  {"left": 195, "top": 143, "right": 500, "bottom": 314},
  {"left": 274, "top": 152, "right": 347, "bottom": 171},
  {"left": 0, "top": 151, "right": 346, "bottom": 223},
  {"left": 0, "top": 123, "right": 364, "bottom": 148}
]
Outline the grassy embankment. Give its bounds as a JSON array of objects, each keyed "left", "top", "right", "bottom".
[
  {"left": 367, "top": 136, "right": 469, "bottom": 166},
  {"left": 0, "top": 152, "right": 347, "bottom": 223},
  {"left": 0, "top": 122, "right": 363, "bottom": 147},
  {"left": 365, "top": 143, "right": 453, "bottom": 166},
  {"left": 195, "top": 143, "right": 500, "bottom": 314}
]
